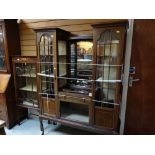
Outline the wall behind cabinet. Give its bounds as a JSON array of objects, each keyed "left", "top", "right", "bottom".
[{"left": 18, "top": 19, "right": 127, "bottom": 56}]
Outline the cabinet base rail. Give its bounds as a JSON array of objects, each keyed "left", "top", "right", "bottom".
[{"left": 39, "top": 115, "right": 118, "bottom": 135}]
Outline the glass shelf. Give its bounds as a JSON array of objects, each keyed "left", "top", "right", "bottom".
[
  {"left": 17, "top": 73, "right": 36, "bottom": 78},
  {"left": 96, "top": 77, "right": 122, "bottom": 83},
  {"left": 19, "top": 85, "right": 37, "bottom": 92},
  {"left": 18, "top": 98, "right": 38, "bottom": 108},
  {"left": 13, "top": 57, "right": 38, "bottom": 109},
  {"left": 37, "top": 73, "right": 54, "bottom": 78}
]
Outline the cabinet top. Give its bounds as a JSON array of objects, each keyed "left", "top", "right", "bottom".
[
  {"left": 33, "top": 27, "right": 70, "bottom": 33},
  {"left": 91, "top": 21, "right": 128, "bottom": 28}
]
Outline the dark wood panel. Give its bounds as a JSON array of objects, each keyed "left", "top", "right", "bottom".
[
  {"left": 125, "top": 19, "right": 155, "bottom": 134},
  {"left": 42, "top": 98, "right": 56, "bottom": 116},
  {"left": 94, "top": 107, "right": 114, "bottom": 129}
]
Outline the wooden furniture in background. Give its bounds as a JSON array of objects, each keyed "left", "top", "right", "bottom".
[
  {"left": 0, "top": 120, "right": 6, "bottom": 135},
  {"left": 0, "top": 20, "right": 21, "bottom": 128},
  {"left": 0, "top": 74, "right": 10, "bottom": 128},
  {"left": 12, "top": 56, "right": 38, "bottom": 124}
]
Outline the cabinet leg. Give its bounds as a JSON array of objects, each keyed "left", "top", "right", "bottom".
[
  {"left": 53, "top": 121, "right": 57, "bottom": 125},
  {"left": 39, "top": 119, "right": 44, "bottom": 135},
  {"left": 0, "top": 128, "right": 6, "bottom": 135},
  {"left": 48, "top": 120, "right": 51, "bottom": 124}
]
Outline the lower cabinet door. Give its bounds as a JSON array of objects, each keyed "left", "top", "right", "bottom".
[
  {"left": 42, "top": 97, "right": 56, "bottom": 116},
  {"left": 94, "top": 107, "right": 114, "bottom": 129}
]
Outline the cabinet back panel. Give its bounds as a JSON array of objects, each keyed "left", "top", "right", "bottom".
[{"left": 19, "top": 19, "right": 127, "bottom": 56}]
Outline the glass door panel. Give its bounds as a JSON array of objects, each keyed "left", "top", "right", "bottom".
[
  {"left": 95, "top": 30, "right": 122, "bottom": 108},
  {"left": 0, "top": 26, "right": 6, "bottom": 70},
  {"left": 38, "top": 34, "right": 55, "bottom": 98},
  {"left": 15, "top": 63, "right": 38, "bottom": 108}
]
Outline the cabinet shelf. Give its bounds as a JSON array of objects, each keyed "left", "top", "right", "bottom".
[
  {"left": 37, "top": 73, "right": 54, "bottom": 78},
  {"left": 77, "top": 59, "right": 92, "bottom": 62},
  {"left": 96, "top": 77, "right": 122, "bottom": 83},
  {"left": 18, "top": 98, "right": 38, "bottom": 108},
  {"left": 19, "top": 85, "right": 37, "bottom": 92},
  {"left": 17, "top": 73, "right": 36, "bottom": 78},
  {"left": 97, "top": 40, "right": 119, "bottom": 45}
]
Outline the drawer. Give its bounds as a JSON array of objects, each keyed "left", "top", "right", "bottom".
[
  {"left": 42, "top": 98, "right": 56, "bottom": 116},
  {"left": 58, "top": 92, "right": 91, "bottom": 105},
  {"left": 94, "top": 106, "right": 114, "bottom": 129}
]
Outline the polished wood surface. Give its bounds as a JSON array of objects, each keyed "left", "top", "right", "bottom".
[
  {"left": 94, "top": 107, "right": 114, "bottom": 129},
  {"left": 42, "top": 98, "right": 56, "bottom": 116},
  {"left": 125, "top": 20, "right": 155, "bottom": 134}
]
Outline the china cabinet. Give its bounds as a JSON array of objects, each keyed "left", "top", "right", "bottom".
[
  {"left": 12, "top": 56, "right": 38, "bottom": 123},
  {"left": 35, "top": 22, "right": 127, "bottom": 134},
  {"left": 92, "top": 23, "right": 127, "bottom": 131},
  {"left": 0, "top": 20, "right": 21, "bottom": 128}
]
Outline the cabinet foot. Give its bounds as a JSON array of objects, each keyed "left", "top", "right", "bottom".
[
  {"left": 48, "top": 120, "right": 51, "bottom": 124},
  {"left": 53, "top": 121, "right": 57, "bottom": 125},
  {"left": 39, "top": 119, "right": 44, "bottom": 135}
]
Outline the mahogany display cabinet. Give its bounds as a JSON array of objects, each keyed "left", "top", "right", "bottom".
[{"left": 35, "top": 22, "right": 128, "bottom": 135}]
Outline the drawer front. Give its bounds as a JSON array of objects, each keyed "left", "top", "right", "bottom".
[
  {"left": 59, "top": 94, "right": 91, "bottom": 105},
  {"left": 94, "top": 107, "right": 114, "bottom": 129},
  {"left": 42, "top": 98, "right": 56, "bottom": 116}
]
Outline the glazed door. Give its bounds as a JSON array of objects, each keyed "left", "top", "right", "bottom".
[
  {"left": 92, "top": 25, "right": 126, "bottom": 130},
  {"left": 124, "top": 20, "right": 155, "bottom": 134},
  {"left": 37, "top": 32, "right": 57, "bottom": 117}
]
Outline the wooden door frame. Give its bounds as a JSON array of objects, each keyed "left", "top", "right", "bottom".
[{"left": 119, "top": 19, "right": 134, "bottom": 134}]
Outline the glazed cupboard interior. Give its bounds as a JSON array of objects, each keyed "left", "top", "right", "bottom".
[{"left": 0, "top": 19, "right": 128, "bottom": 134}]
